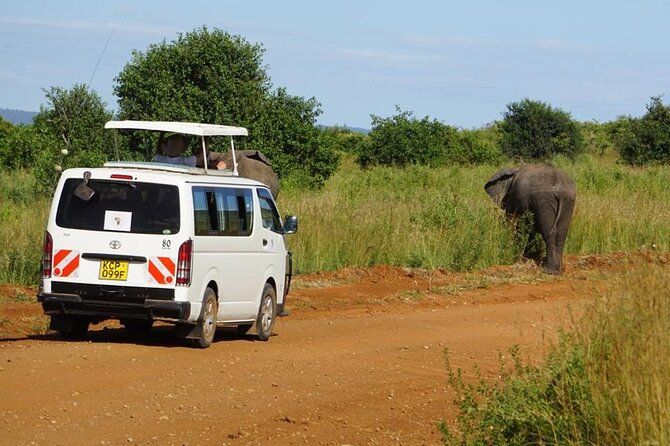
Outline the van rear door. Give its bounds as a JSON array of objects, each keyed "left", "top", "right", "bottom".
[{"left": 51, "top": 177, "right": 183, "bottom": 290}]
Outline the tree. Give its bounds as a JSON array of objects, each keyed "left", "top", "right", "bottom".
[
  {"left": 499, "top": 99, "right": 584, "bottom": 160},
  {"left": 616, "top": 96, "right": 670, "bottom": 165},
  {"left": 358, "top": 108, "right": 457, "bottom": 168},
  {"left": 32, "top": 84, "right": 113, "bottom": 191},
  {"left": 114, "top": 27, "right": 338, "bottom": 186}
]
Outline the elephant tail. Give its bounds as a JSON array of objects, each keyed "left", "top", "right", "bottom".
[{"left": 550, "top": 196, "right": 563, "bottom": 236}]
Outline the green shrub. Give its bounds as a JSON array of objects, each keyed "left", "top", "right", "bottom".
[
  {"left": 358, "top": 108, "right": 458, "bottom": 168},
  {"left": 616, "top": 96, "right": 670, "bottom": 165},
  {"left": 446, "top": 129, "right": 504, "bottom": 165},
  {"left": 500, "top": 99, "right": 584, "bottom": 160},
  {"left": 31, "top": 84, "right": 114, "bottom": 192},
  {"left": 441, "top": 266, "right": 670, "bottom": 446},
  {"left": 441, "top": 341, "right": 594, "bottom": 446}
]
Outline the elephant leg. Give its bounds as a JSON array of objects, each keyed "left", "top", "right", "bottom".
[
  {"left": 552, "top": 195, "right": 576, "bottom": 273},
  {"left": 532, "top": 198, "right": 562, "bottom": 274}
]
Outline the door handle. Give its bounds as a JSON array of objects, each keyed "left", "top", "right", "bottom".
[{"left": 262, "top": 239, "right": 268, "bottom": 247}]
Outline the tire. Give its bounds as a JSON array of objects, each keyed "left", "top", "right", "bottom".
[
  {"left": 193, "top": 287, "right": 218, "bottom": 348},
  {"left": 52, "top": 315, "right": 89, "bottom": 340},
  {"left": 236, "top": 323, "right": 253, "bottom": 337},
  {"left": 256, "top": 283, "right": 277, "bottom": 341},
  {"left": 121, "top": 318, "right": 153, "bottom": 333}
]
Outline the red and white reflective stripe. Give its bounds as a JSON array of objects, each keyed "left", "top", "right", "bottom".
[
  {"left": 147, "top": 257, "right": 176, "bottom": 285},
  {"left": 52, "top": 249, "right": 80, "bottom": 278}
]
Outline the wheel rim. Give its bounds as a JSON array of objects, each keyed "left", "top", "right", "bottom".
[
  {"left": 203, "top": 298, "right": 215, "bottom": 339},
  {"left": 261, "top": 296, "right": 273, "bottom": 333}
]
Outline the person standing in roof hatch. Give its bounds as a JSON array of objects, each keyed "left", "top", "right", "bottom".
[{"left": 153, "top": 134, "right": 227, "bottom": 170}]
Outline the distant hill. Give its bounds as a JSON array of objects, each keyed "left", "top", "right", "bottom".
[
  {"left": 320, "top": 124, "right": 370, "bottom": 134},
  {"left": 0, "top": 108, "right": 37, "bottom": 125}
]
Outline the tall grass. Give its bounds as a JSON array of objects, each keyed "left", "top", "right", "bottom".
[
  {"left": 0, "top": 170, "right": 50, "bottom": 285},
  {"left": 441, "top": 265, "right": 670, "bottom": 445},
  {"left": 280, "top": 157, "right": 520, "bottom": 273},
  {"left": 1, "top": 154, "right": 670, "bottom": 284},
  {"left": 281, "top": 154, "right": 670, "bottom": 273}
]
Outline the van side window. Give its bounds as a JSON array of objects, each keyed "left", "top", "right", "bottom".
[
  {"left": 257, "top": 188, "right": 282, "bottom": 233},
  {"left": 193, "top": 187, "right": 253, "bottom": 236}
]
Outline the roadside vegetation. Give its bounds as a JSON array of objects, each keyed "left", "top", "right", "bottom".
[{"left": 441, "top": 265, "right": 670, "bottom": 445}]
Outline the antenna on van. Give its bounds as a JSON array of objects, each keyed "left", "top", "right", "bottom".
[{"left": 88, "top": 29, "right": 115, "bottom": 89}]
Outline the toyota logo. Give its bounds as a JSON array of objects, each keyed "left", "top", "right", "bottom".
[{"left": 109, "top": 240, "right": 121, "bottom": 250}]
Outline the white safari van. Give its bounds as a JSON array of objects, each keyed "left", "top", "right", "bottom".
[{"left": 38, "top": 121, "right": 297, "bottom": 348}]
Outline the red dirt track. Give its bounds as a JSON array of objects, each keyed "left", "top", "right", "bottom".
[{"left": 0, "top": 254, "right": 660, "bottom": 445}]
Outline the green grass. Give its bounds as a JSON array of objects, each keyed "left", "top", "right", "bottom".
[
  {"left": 0, "top": 170, "right": 50, "bottom": 285},
  {"left": 440, "top": 265, "right": 670, "bottom": 445},
  {"left": 280, "top": 154, "right": 670, "bottom": 274},
  {"left": 1, "top": 153, "right": 670, "bottom": 284}
]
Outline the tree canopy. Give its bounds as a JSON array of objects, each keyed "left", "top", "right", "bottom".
[
  {"left": 114, "top": 27, "right": 338, "bottom": 185},
  {"left": 499, "top": 99, "right": 584, "bottom": 160},
  {"left": 32, "top": 85, "right": 113, "bottom": 191},
  {"left": 615, "top": 96, "right": 670, "bottom": 165}
]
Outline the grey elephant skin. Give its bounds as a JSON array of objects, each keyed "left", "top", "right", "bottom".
[
  {"left": 222, "top": 150, "right": 280, "bottom": 199},
  {"left": 484, "top": 164, "right": 576, "bottom": 274}
]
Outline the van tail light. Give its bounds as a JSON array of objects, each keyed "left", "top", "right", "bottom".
[
  {"left": 176, "top": 239, "right": 193, "bottom": 286},
  {"left": 41, "top": 231, "right": 53, "bottom": 279}
]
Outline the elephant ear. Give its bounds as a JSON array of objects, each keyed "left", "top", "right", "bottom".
[{"left": 484, "top": 167, "right": 519, "bottom": 202}]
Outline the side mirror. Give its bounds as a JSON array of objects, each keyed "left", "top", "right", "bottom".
[{"left": 283, "top": 215, "right": 298, "bottom": 234}]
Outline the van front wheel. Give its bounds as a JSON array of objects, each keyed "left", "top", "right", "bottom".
[
  {"left": 256, "top": 284, "right": 277, "bottom": 341},
  {"left": 193, "top": 288, "right": 218, "bottom": 348}
]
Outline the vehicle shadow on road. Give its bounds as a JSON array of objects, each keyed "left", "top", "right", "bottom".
[{"left": 0, "top": 325, "right": 273, "bottom": 348}]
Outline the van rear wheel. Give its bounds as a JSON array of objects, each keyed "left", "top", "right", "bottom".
[
  {"left": 256, "top": 284, "right": 277, "bottom": 341},
  {"left": 192, "top": 288, "right": 217, "bottom": 348}
]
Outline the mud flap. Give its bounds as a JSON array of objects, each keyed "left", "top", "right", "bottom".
[
  {"left": 49, "top": 314, "right": 75, "bottom": 332},
  {"left": 279, "top": 251, "right": 292, "bottom": 317},
  {"left": 175, "top": 322, "right": 202, "bottom": 340},
  {"left": 175, "top": 294, "right": 209, "bottom": 339}
]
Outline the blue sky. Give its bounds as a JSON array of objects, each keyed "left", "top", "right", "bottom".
[{"left": 1, "top": 0, "right": 669, "bottom": 128}]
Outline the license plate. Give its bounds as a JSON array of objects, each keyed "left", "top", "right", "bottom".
[{"left": 98, "top": 260, "right": 129, "bottom": 281}]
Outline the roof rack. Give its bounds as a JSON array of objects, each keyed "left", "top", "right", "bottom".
[
  {"left": 104, "top": 120, "right": 248, "bottom": 176},
  {"left": 102, "top": 161, "right": 235, "bottom": 176}
]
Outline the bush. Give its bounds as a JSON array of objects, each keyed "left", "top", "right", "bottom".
[
  {"left": 441, "top": 266, "right": 670, "bottom": 445},
  {"left": 319, "top": 126, "right": 368, "bottom": 156},
  {"left": 31, "top": 85, "right": 114, "bottom": 192},
  {"left": 500, "top": 99, "right": 584, "bottom": 160},
  {"left": 115, "top": 27, "right": 338, "bottom": 187},
  {"left": 616, "top": 96, "right": 670, "bottom": 165},
  {"left": 580, "top": 120, "right": 617, "bottom": 156},
  {"left": 446, "top": 128, "right": 504, "bottom": 165},
  {"left": 358, "top": 108, "right": 459, "bottom": 168}
]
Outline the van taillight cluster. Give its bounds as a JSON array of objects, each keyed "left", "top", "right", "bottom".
[
  {"left": 41, "top": 231, "right": 53, "bottom": 278},
  {"left": 176, "top": 239, "right": 193, "bottom": 286}
]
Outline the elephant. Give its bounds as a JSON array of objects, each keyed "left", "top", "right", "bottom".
[
  {"left": 221, "top": 150, "right": 280, "bottom": 199},
  {"left": 484, "top": 164, "right": 576, "bottom": 274}
]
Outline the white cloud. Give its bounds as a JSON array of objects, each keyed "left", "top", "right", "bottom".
[{"left": 0, "top": 16, "right": 178, "bottom": 36}]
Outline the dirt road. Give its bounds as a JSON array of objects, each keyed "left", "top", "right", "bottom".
[{"left": 0, "top": 255, "right": 646, "bottom": 445}]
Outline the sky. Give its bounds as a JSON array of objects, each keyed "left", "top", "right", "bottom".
[{"left": 1, "top": 0, "right": 669, "bottom": 128}]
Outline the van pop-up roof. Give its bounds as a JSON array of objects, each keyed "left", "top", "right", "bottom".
[{"left": 104, "top": 120, "right": 249, "bottom": 176}]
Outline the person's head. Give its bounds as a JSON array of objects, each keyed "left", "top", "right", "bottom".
[{"left": 160, "top": 134, "right": 189, "bottom": 157}]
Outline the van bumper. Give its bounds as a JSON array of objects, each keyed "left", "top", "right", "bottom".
[{"left": 37, "top": 292, "right": 191, "bottom": 322}]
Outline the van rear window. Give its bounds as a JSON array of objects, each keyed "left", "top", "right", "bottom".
[{"left": 56, "top": 179, "right": 180, "bottom": 234}]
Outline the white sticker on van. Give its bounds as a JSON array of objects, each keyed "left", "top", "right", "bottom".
[{"left": 104, "top": 210, "right": 132, "bottom": 232}]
